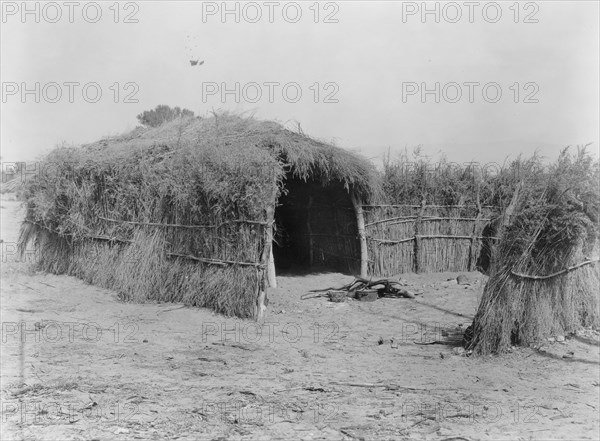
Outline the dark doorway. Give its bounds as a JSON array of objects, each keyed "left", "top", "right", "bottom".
[{"left": 273, "top": 176, "right": 360, "bottom": 274}]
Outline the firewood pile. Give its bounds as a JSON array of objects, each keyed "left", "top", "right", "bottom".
[{"left": 301, "top": 277, "right": 420, "bottom": 302}]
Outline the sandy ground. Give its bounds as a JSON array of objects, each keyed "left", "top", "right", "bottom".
[{"left": 1, "top": 195, "right": 599, "bottom": 441}]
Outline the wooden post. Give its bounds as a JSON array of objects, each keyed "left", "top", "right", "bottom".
[
  {"left": 351, "top": 193, "right": 368, "bottom": 278},
  {"left": 256, "top": 172, "right": 279, "bottom": 321},
  {"left": 256, "top": 204, "right": 274, "bottom": 321},
  {"left": 267, "top": 245, "right": 276, "bottom": 288},
  {"left": 468, "top": 188, "right": 483, "bottom": 271},
  {"left": 414, "top": 198, "right": 426, "bottom": 273}
]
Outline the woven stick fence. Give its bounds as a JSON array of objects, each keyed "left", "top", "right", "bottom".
[{"left": 363, "top": 202, "right": 501, "bottom": 275}]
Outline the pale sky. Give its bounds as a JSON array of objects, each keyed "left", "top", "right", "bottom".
[{"left": 1, "top": 1, "right": 598, "bottom": 166}]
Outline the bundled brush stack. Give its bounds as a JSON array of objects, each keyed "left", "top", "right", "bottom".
[{"left": 467, "top": 148, "right": 600, "bottom": 354}]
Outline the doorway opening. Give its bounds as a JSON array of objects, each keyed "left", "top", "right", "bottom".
[{"left": 272, "top": 176, "right": 360, "bottom": 274}]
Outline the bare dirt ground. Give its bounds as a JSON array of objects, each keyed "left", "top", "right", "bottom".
[{"left": 1, "top": 195, "right": 599, "bottom": 441}]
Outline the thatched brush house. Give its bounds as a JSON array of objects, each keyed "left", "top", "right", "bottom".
[
  {"left": 19, "top": 114, "right": 379, "bottom": 319},
  {"left": 24, "top": 113, "right": 594, "bottom": 337}
]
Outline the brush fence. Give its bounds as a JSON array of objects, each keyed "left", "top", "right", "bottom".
[{"left": 363, "top": 203, "right": 499, "bottom": 275}]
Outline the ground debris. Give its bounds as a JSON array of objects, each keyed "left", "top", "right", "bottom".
[{"left": 302, "top": 276, "right": 421, "bottom": 301}]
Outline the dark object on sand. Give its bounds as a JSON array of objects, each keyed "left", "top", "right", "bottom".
[
  {"left": 354, "top": 289, "right": 379, "bottom": 302},
  {"left": 462, "top": 324, "right": 474, "bottom": 348},
  {"left": 456, "top": 274, "right": 470, "bottom": 285},
  {"left": 328, "top": 290, "right": 348, "bottom": 302},
  {"left": 303, "top": 276, "right": 421, "bottom": 302}
]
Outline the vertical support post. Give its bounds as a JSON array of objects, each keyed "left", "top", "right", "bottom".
[
  {"left": 267, "top": 244, "right": 276, "bottom": 288},
  {"left": 351, "top": 192, "right": 368, "bottom": 278},
  {"left": 256, "top": 205, "right": 274, "bottom": 322},
  {"left": 414, "top": 198, "right": 426, "bottom": 273},
  {"left": 256, "top": 170, "right": 278, "bottom": 321},
  {"left": 469, "top": 187, "right": 483, "bottom": 271}
]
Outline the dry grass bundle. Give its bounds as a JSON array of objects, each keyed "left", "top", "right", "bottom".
[
  {"left": 382, "top": 147, "right": 546, "bottom": 208},
  {"left": 469, "top": 148, "right": 600, "bottom": 354}
]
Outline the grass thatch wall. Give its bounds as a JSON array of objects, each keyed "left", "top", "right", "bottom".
[
  {"left": 468, "top": 149, "right": 600, "bottom": 354},
  {"left": 18, "top": 113, "right": 378, "bottom": 318}
]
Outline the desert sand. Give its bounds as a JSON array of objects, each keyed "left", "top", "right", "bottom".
[{"left": 1, "top": 196, "right": 599, "bottom": 440}]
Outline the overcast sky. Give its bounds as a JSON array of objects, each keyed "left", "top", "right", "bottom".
[{"left": 1, "top": 1, "right": 598, "bottom": 167}]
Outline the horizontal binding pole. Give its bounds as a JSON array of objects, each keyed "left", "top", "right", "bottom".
[
  {"left": 25, "top": 220, "right": 263, "bottom": 267},
  {"left": 368, "top": 237, "right": 415, "bottom": 245},
  {"left": 371, "top": 219, "right": 419, "bottom": 228},
  {"left": 98, "top": 215, "right": 270, "bottom": 229},
  {"left": 365, "top": 216, "right": 419, "bottom": 227},
  {"left": 365, "top": 216, "right": 493, "bottom": 227},
  {"left": 362, "top": 204, "right": 420, "bottom": 208},
  {"left": 418, "top": 234, "right": 500, "bottom": 240},
  {"left": 167, "top": 252, "right": 265, "bottom": 268},
  {"left": 362, "top": 204, "right": 501, "bottom": 209},
  {"left": 510, "top": 259, "right": 600, "bottom": 280},
  {"left": 367, "top": 235, "right": 500, "bottom": 245},
  {"left": 419, "top": 235, "right": 480, "bottom": 240},
  {"left": 84, "top": 235, "right": 131, "bottom": 244},
  {"left": 421, "top": 217, "right": 493, "bottom": 222},
  {"left": 301, "top": 233, "right": 357, "bottom": 238},
  {"left": 23, "top": 220, "right": 131, "bottom": 244}
]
